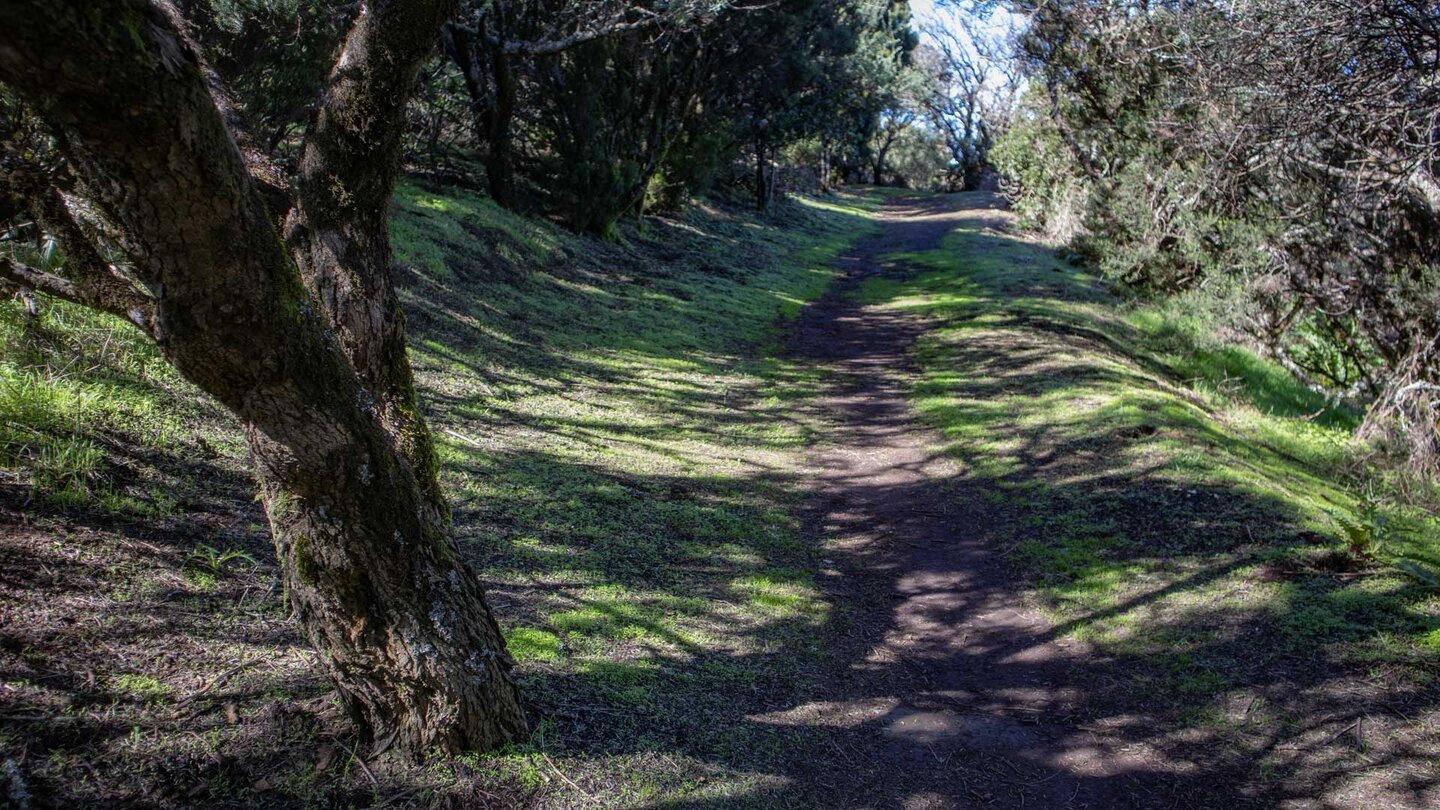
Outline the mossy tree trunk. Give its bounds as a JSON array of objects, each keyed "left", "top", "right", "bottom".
[{"left": 0, "top": 0, "right": 527, "bottom": 756}]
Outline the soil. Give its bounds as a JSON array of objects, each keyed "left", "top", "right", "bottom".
[{"left": 777, "top": 193, "right": 1333, "bottom": 809}]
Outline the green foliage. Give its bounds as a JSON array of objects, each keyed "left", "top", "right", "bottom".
[
  {"left": 455, "top": 0, "right": 922, "bottom": 226},
  {"left": 192, "top": 0, "right": 348, "bottom": 149},
  {"left": 1329, "top": 489, "right": 1440, "bottom": 588},
  {"left": 531, "top": 35, "right": 669, "bottom": 235},
  {"left": 1284, "top": 315, "right": 1373, "bottom": 393},
  {"left": 652, "top": 125, "right": 734, "bottom": 212},
  {"left": 884, "top": 125, "right": 949, "bottom": 189},
  {"left": 1330, "top": 493, "right": 1393, "bottom": 561},
  {"left": 990, "top": 98, "right": 1084, "bottom": 237},
  {"left": 185, "top": 543, "right": 259, "bottom": 575},
  {"left": 997, "top": 0, "right": 1440, "bottom": 473}
]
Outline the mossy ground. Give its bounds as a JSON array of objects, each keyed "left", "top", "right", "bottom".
[{"left": 0, "top": 185, "right": 877, "bottom": 808}]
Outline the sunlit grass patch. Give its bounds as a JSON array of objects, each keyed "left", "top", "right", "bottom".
[
  {"left": 110, "top": 673, "right": 171, "bottom": 703},
  {"left": 795, "top": 189, "right": 890, "bottom": 217},
  {"left": 0, "top": 297, "right": 238, "bottom": 513},
  {"left": 864, "top": 205, "right": 1440, "bottom": 728},
  {"left": 729, "top": 571, "right": 825, "bottom": 619},
  {"left": 505, "top": 627, "right": 564, "bottom": 663}
]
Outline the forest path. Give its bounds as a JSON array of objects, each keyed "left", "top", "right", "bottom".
[{"left": 777, "top": 192, "right": 1231, "bottom": 809}]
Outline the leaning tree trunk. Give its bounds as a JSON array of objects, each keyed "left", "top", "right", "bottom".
[{"left": 0, "top": 0, "right": 527, "bottom": 756}]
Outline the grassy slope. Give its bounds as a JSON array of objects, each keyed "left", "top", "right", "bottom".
[
  {"left": 389, "top": 185, "right": 873, "bottom": 804},
  {"left": 857, "top": 205, "right": 1440, "bottom": 775},
  {"left": 0, "top": 184, "right": 875, "bottom": 808},
  {"left": 7, "top": 184, "right": 1437, "bottom": 805}
]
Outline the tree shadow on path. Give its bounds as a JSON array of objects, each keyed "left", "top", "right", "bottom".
[{"left": 644, "top": 192, "right": 1440, "bottom": 809}]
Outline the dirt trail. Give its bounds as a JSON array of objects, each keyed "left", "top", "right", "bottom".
[{"left": 778, "top": 193, "right": 1232, "bottom": 809}]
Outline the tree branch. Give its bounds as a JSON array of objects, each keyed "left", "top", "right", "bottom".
[
  {"left": 0, "top": 256, "right": 150, "bottom": 332},
  {"left": 0, "top": 161, "right": 156, "bottom": 334},
  {"left": 499, "top": 14, "right": 661, "bottom": 56}
]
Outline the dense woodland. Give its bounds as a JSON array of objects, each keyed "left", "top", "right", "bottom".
[
  {"left": 1, "top": 0, "right": 1439, "bottom": 806},
  {"left": 992, "top": 0, "right": 1440, "bottom": 475}
]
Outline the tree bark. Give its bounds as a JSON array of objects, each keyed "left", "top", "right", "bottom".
[
  {"left": 755, "top": 133, "right": 769, "bottom": 211},
  {"left": 0, "top": 0, "right": 527, "bottom": 757},
  {"left": 485, "top": 42, "right": 519, "bottom": 209},
  {"left": 872, "top": 139, "right": 892, "bottom": 186},
  {"left": 442, "top": 19, "right": 518, "bottom": 209}
]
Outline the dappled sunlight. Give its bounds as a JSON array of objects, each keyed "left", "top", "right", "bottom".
[
  {"left": 808, "top": 197, "right": 1440, "bottom": 806},
  {"left": 0, "top": 184, "right": 885, "bottom": 807},
  {"left": 388, "top": 188, "right": 889, "bottom": 802},
  {"left": 8, "top": 184, "right": 1436, "bottom": 808}
]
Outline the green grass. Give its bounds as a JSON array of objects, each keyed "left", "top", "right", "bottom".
[
  {"left": 0, "top": 183, "right": 879, "bottom": 808},
  {"left": 0, "top": 278, "right": 244, "bottom": 513},
  {"left": 860, "top": 209, "right": 1440, "bottom": 726},
  {"left": 110, "top": 673, "right": 171, "bottom": 703},
  {"left": 383, "top": 184, "right": 873, "bottom": 801},
  {"left": 504, "top": 627, "right": 564, "bottom": 663}
]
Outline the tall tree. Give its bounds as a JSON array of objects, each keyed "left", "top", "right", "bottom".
[
  {"left": 440, "top": 0, "right": 710, "bottom": 215},
  {"left": 0, "top": 0, "right": 528, "bottom": 756},
  {"left": 919, "top": 5, "right": 1019, "bottom": 190},
  {"left": 532, "top": 23, "right": 706, "bottom": 234}
]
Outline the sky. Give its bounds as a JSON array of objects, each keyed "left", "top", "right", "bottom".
[
  {"left": 910, "top": 0, "right": 947, "bottom": 30},
  {"left": 909, "top": 0, "right": 1027, "bottom": 100},
  {"left": 910, "top": 0, "right": 1025, "bottom": 47}
]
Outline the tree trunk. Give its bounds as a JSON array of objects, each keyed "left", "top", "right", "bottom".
[
  {"left": 0, "top": 0, "right": 528, "bottom": 757},
  {"left": 768, "top": 154, "right": 779, "bottom": 204},
  {"left": 485, "top": 44, "right": 519, "bottom": 209},
  {"left": 873, "top": 123, "right": 901, "bottom": 187},
  {"left": 755, "top": 134, "right": 769, "bottom": 211},
  {"left": 819, "top": 141, "right": 832, "bottom": 194},
  {"left": 441, "top": 20, "right": 517, "bottom": 209}
]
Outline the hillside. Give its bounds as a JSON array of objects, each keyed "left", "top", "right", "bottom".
[
  {"left": 0, "top": 186, "right": 874, "bottom": 807},
  {"left": 2, "top": 187, "right": 1439, "bottom": 809}
]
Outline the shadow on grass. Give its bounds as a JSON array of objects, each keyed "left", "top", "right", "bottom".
[
  {"left": 6, "top": 189, "right": 1435, "bottom": 810},
  {"left": 1, "top": 446, "right": 850, "bottom": 808},
  {"left": 440, "top": 194, "right": 1434, "bottom": 809},
  {"left": 0, "top": 189, "right": 876, "bottom": 807},
  {"left": 681, "top": 195, "right": 1439, "bottom": 808}
]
